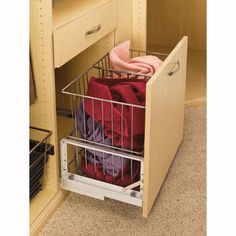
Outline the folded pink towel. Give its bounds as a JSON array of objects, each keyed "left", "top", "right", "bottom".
[{"left": 109, "top": 40, "right": 162, "bottom": 76}]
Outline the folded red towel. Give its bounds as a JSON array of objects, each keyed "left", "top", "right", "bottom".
[{"left": 109, "top": 40, "right": 162, "bottom": 75}]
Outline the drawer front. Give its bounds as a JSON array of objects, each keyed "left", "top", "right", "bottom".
[
  {"left": 143, "top": 37, "right": 188, "bottom": 217},
  {"left": 53, "top": 0, "right": 118, "bottom": 68}
]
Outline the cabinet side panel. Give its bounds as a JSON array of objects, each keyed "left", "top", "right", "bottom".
[
  {"left": 30, "top": 0, "right": 58, "bottom": 191},
  {"left": 114, "top": 0, "right": 132, "bottom": 44},
  {"left": 143, "top": 37, "right": 188, "bottom": 217},
  {"left": 147, "top": 0, "right": 206, "bottom": 51},
  {"left": 132, "top": 0, "right": 146, "bottom": 50}
]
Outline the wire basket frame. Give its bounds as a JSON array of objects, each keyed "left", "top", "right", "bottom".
[
  {"left": 60, "top": 137, "right": 145, "bottom": 198},
  {"left": 30, "top": 126, "right": 52, "bottom": 200},
  {"left": 65, "top": 143, "right": 142, "bottom": 188},
  {"left": 60, "top": 49, "right": 168, "bottom": 193},
  {"left": 62, "top": 63, "right": 148, "bottom": 157},
  {"left": 62, "top": 49, "right": 169, "bottom": 158}
]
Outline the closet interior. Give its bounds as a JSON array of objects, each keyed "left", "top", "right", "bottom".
[
  {"left": 147, "top": 0, "right": 206, "bottom": 106},
  {"left": 30, "top": 0, "right": 206, "bottom": 235}
]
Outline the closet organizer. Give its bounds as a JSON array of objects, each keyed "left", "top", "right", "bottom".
[{"left": 29, "top": 0, "right": 206, "bottom": 234}]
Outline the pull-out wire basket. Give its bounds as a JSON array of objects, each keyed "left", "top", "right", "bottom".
[
  {"left": 61, "top": 49, "right": 168, "bottom": 157},
  {"left": 30, "top": 127, "right": 53, "bottom": 200},
  {"left": 62, "top": 50, "right": 168, "bottom": 189},
  {"left": 62, "top": 68, "right": 147, "bottom": 158},
  {"left": 59, "top": 48, "right": 169, "bottom": 199}
]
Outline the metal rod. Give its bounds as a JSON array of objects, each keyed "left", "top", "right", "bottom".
[
  {"left": 102, "top": 100, "right": 105, "bottom": 174},
  {"left": 67, "top": 148, "right": 83, "bottom": 168},
  {"left": 111, "top": 103, "right": 114, "bottom": 179},
  {"left": 101, "top": 101, "right": 105, "bottom": 174},
  {"left": 130, "top": 48, "right": 169, "bottom": 56},
  {"left": 131, "top": 106, "right": 134, "bottom": 183},
  {"left": 74, "top": 91, "right": 79, "bottom": 171},
  {"left": 82, "top": 75, "right": 86, "bottom": 95},
  {"left": 85, "top": 72, "right": 89, "bottom": 87},
  {"left": 123, "top": 180, "right": 141, "bottom": 192},
  {"left": 68, "top": 135, "right": 143, "bottom": 156},
  {"left": 98, "top": 66, "right": 101, "bottom": 77},
  {"left": 74, "top": 97, "right": 78, "bottom": 136},
  {"left": 30, "top": 151, "right": 46, "bottom": 169},
  {"left": 82, "top": 98, "right": 87, "bottom": 170},
  {"left": 93, "top": 66, "right": 152, "bottom": 78},
  {"left": 61, "top": 68, "right": 92, "bottom": 94},
  {"left": 130, "top": 161, "right": 133, "bottom": 183},
  {"left": 70, "top": 95, "right": 74, "bottom": 125},
  {"left": 92, "top": 98, "right": 96, "bottom": 172},
  {"left": 102, "top": 101, "right": 105, "bottom": 143},
  {"left": 111, "top": 103, "right": 114, "bottom": 146},
  {"left": 131, "top": 106, "right": 134, "bottom": 151},
  {"left": 29, "top": 127, "right": 52, "bottom": 154},
  {"left": 108, "top": 54, "right": 111, "bottom": 68},
  {"left": 105, "top": 56, "right": 108, "bottom": 72},
  {"left": 63, "top": 138, "right": 144, "bottom": 162},
  {"left": 62, "top": 92, "right": 145, "bottom": 109}
]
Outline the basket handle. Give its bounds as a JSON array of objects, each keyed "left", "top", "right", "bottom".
[{"left": 168, "top": 60, "right": 180, "bottom": 76}]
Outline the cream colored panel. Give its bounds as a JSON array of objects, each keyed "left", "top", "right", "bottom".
[
  {"left": 53, "top": 0, "right": 113, "bottom": 29},
  {"left": 147, "top": 0, "right": 206, "bottom": 51},
  {"left": 147, "top": 45, "right": 206, "bottom": 106},
  {"left": 30, "top": 0, "right": 58, "bottom": 192},
  {"left": 53, "top": 0, "right": 117, "bottom": 67},
  {"left": 132, "top": 0, "right": 147, "bottom": 50},
  {"left": 114, "top": 0, "right": 132, "bottom": 44},
  {"left": 143, "top": 37, "right": 188, "bottom": 217},
  {"left": 30, "top": 0, "right": 60, "bottom": 234}
]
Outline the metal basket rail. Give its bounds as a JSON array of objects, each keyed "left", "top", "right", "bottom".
[
  {"left": 30, "top": 127, "right": 53, "bottom": 200},
  {"left": 61, "top": 139, "right": 144, "bottom": 193},
  {"left": 93, "top": 49, "right": 169, "bottom": 78},
  {"left": 62, "top": 66, "right": 146, "bottom": 157}
]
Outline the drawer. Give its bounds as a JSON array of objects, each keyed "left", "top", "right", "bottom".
[
  {"left": 53, "top": 0, "right": 118, "bottom": 68},
  {"left": 58, "top": 36, "right": 188, "bottom": 217}
]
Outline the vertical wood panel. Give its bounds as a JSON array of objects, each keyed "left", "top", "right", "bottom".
[
  {"left": 143, "top": 37, "right": 188, "bottom": 217},
  {"left": 147, "top": 0, "right": 206, "bottom": 51},
  {"left": 114, "top": 0, "right": 132, "bottom": 44},
  {"left": 30, "top": 0, "right": 58, "bottom": 192},
  {"left": 30, "top": 0, "right": 60, "bottom": 234},
  {"left": 132, "top": 0, "right": 147, "bottom": 50}
]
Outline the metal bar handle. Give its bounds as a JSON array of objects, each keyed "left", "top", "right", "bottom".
[
  {"left": 30, "top": 127, "right": 52, "bottom": 154},
  {"left": 122, "top": 180, "right": 142, "bottom": 192},
  {"left": 85, "top": 24, "right": 101, "bottom": 36},
  {"left": 168, "top": 60, "right": 180, "bottom": 76}
]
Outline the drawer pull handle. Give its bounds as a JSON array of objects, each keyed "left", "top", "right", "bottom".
[
  {"left": 85, "top": 24, "right": 101, "bottom": 36},
  {"left": 168, "top": 60, "right": 180, "bottom": 76}
]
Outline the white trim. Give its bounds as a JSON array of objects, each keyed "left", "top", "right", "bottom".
[
  {"left": 60, "top": 176, "right": 142, "bottom": 207},
  {"left": 60, "top": 138, "right": 143, "bottom": 207}
]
